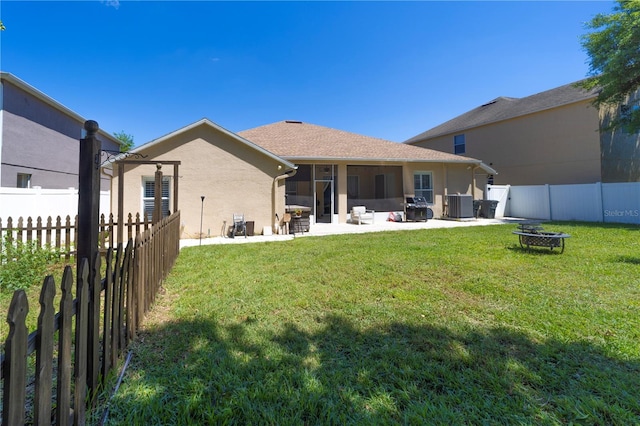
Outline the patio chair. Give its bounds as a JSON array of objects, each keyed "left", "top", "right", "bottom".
[
  {"left": 230, "top": 213, "right": 246, "bottom": 238},
  {"left": 350, "top": 206, "right": 375, "bottom": 225},
  {"left": 279, "top": 213, "right": 291, "bottom": 235}
]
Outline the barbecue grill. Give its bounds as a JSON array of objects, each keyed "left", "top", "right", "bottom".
[{"left": 404, "top": 196, "right": 429, "bottom": 221}]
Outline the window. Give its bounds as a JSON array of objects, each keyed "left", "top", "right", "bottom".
[
  {"left": 142, "top": 176, "right": 170, "bottom": 220},
  {"left": 454, "top": 134, "right": 466, "bottom": 155},
  {"left": 414, "top": 172, "right": 433, "bottom": 203},
  {"left": 17, "top": 173, "right": 32, "bottom": 188}
]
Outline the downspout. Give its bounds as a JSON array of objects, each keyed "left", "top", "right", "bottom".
[
  {"left": 471, "top": 165, "right": 478, "bottom": 200},
  {"left": 272, "top": 167, "right": 297, "bottom": 233},
  {"left": 442, "top": 163, "right": 448, "bottom": 216}
]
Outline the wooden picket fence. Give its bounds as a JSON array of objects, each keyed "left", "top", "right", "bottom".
[
  {"left": 0, "top": 213, "right": 155, "bottom": 261},
  {"left": 1, "top": 211, "right": 181, "bottom": 425}
]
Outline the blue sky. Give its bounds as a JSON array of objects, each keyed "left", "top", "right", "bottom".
[{"left": 1, "top": 1, "right": 614, "bottom": 146}]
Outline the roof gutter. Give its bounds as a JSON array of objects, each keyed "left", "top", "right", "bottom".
[
  {"left": 280, "top": 156, "right": 497, "bottom": 173},
  {"left": 282, "top": 156, "right": 484, "bottom": 163},
  {"left": 478, "top": 162, "right": 497, "bottom": 175}
]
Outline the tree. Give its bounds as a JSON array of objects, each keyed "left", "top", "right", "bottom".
[
  {"left": 113, "top": 131, "right": 134, "bottom": 152},
  {"left": 579, "top": 0, "right": 640, "bottom": 133},
  {"left": 1, "top": 20, "right": 5, "bottom": 31}
]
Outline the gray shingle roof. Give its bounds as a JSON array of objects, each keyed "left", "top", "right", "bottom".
[
  {"left": 239, "top": 120, "right": 482, "bottom": 163},
  {"left": 405, "top": 80, "right": 598, "bottom": 144}
]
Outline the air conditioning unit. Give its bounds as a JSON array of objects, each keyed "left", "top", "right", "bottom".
[{"left": 447, "top": 194, "right": 473, "bottom": 218}]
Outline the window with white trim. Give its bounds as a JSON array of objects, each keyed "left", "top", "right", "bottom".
[
  {"left": 414, "top": 172, "right": 433, "bottom": 203},
  {"left": 454, "top": 134, "right": 466, "bottom": 155},
  {"left": 142, "top": 176, "right": 170, "bottom": 220}
]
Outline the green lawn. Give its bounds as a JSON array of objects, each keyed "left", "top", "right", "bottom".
[{"left": 92, "top": 223, "right": 637, "bottom": 424}]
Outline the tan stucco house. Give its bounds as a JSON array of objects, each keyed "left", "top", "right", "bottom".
[
  {"left": 405, "top": 81, "right": 640, "bottom": 187},
  {"left": 110, "top": 119, "right": 297, "bottom": 239},
  {"left": 111, "top": 119, "right": 495, "bottom": 238}
]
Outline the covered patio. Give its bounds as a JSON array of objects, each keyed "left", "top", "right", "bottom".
[{"left": 239, "top": 120, "right": 496, "bottom": 228}]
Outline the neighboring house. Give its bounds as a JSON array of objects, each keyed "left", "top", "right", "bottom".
[
  {"left": 0, "top": 72, "right": 121, "bottom": 191},
  {"left": 113, "top": 119, "right": 495, "bottom": 238},
  {"left": 405, "top": 80, "right": 640, "bottom": 186}
]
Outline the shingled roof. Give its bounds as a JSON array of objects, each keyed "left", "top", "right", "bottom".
[
  {"left": 405, "top": 80, "right": 599, "bottom": 144},
  {"left": 239, "top": 120, "right": 486, "bottom": 166}
]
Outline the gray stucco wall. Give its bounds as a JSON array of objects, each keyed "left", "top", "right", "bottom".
[{"left": 1, "top": 80, "right": 118, "bottom": 189}]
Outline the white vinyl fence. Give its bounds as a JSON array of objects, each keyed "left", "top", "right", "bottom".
[
  {"left": 487, "top": 183, "right": 640, "bottom": 225},
  {"left": 0, "top": 186, "right": 111, "bottom": 220}
]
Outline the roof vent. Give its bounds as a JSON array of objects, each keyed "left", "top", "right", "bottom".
[
  {"left": 481, "top": 99, "right": 499, "bottom": 107},
  {"left": 285, "top": 120, "right": 302, "bottom": 124}
]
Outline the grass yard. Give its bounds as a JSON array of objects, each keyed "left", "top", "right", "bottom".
[{"left": 87, "top": 223, "right": 636, "bottom": 423}]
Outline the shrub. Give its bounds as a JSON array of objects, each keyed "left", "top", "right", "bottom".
[{"left": 0, "top": 234, "right": 62, "bottom": 292}]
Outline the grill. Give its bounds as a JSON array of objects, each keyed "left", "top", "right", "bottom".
[
  {"left": 404, "top": 196, "right": 429, "bottom": 221},
  {"left": 285, "top": 205, "right": 311, "bottom": 233}
]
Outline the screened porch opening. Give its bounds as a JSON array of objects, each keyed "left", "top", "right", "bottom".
[{"left": 347, "top": 165, "right": 403, "bottom": 212}]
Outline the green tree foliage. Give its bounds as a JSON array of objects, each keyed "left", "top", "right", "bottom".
[
  {"left": 579, "top": 0, "right": 640, "bottom": 133},
  {"left": 1, "top": 20, "right": 5, "bottom": 30},
  {"left": 114, "top": 131, "right": 134, "bottom": 152}
]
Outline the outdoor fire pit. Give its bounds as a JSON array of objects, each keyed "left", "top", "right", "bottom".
[{"left": 513, "top": 223, "right": 570, "bottom": 253}]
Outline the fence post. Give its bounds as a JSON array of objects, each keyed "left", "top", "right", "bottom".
[
  {"left": 546, "top": 184, "right": 552, "bottom": 220},
  {"left": 77, "top": 120, "right": 101, "bottom": 396},
  {"left": 118, "top": 162, "right": 125, "bottom": 245},
  {"left": 596, "top": 181, "right": 605, "bottom": 222},
  {"left": 173, "top": 163, "right": 179, "bottom": 214},
  {"left": 153, "top": 164, "right": 163, "bottom": 224}
]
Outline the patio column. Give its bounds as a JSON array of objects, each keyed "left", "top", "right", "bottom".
[
  {"left": 337, "top": 163, "right": 348, "bottom": 223},
  {"left": 402, "top": 165, "right": 413, "bottom": 197}
]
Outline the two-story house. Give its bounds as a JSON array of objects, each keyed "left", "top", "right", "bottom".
[
  {"left": 405, "top": 80, "right": 640, "bottom": 187},
  {"left": 1, "top": 72, "right": 121, "bottom": 190}
]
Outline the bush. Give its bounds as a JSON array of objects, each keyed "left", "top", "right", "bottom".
[{"left": 0, "top": 234, "right": 62, "bottom": 292}]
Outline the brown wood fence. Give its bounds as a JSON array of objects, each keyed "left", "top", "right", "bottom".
[
  {"left": 1, "top": 211, "right": 181, "bottom": 425},
  {"left": 0, "top": 213, "right": 154, "bottom": 261}
]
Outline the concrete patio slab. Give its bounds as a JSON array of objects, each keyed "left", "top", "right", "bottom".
[{"left": 180, "top": 217, "right": 526, "bottom": 248}]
